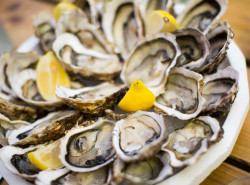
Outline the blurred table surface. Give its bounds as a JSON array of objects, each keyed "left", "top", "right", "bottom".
[{"left": 0, "top": 0, "right": 250, "bottom": 184}]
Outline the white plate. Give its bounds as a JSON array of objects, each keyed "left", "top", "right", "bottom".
[{"left": 0, "top": 37, "right": 249, "bottom": 185}]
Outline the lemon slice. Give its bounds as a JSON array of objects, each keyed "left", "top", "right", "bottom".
[
  {"left": 36, "top": 51, "right": 71, "bottom": 102},
  {"left": 118, "top": 79, "right": 155, "bottom": 112},
  {"left": 146, "top": 10, "right": 179, "bottom": 34},
  {"left": 28, "top": 140, "right": 63, "bottom": 170},
  {"left": 53, "top": 2, "right": 78, "bottom": 21}
]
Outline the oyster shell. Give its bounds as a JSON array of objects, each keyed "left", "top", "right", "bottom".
[
  {"left": 32, "top": 11, "right": 56, "bottom": 52},
  {"left": 154, "top": 67, "right": 204, "bottom": 120},
  {"left": 121, "top": 33, "right": 180, "bottom": 96},
  {"left": 5, "top": 52, "right": 62, "bottom": 110},
  {"left": 112, "top": 152, "right": 173, "bottom": 184},
  {"left": 0, "top": 144, "right": 41, "bottom": 180},
  {"left": 52, "top": 33, "right": 122, "bottom": 81},
  {"left": 198, "top": 21, "right": 234, "bottom": 74},
  {"left": 8, "top": 110, "right": 80, "bottom": 147},
  {"left": 113, "top": 111, "right": 166, "bottom": 161},
  {"left": 161, "top": 116, "right": 222, "bottom": 167},
  {"left": 102, "top": 0, "right": 145, "bottom": 59},
  {"left": 174, "top": 28, "right": 210, "bottom": 71},
  {"left": 0, "top": 53, "right": 13, "bottom": 95},
  {"left": 56, "top": 82, "right": 127, "bottom": 115},
  {"left": 177, "top": 0, "right": 228, "bottom": 34},
  {"left": 35, "top": 166, "right": 111, "bottom": 185},
  {"left": 59, "top": 118, "right": 115, "bottom": 172},
  {"left": 56, "top": 9, "right": 114, "bottom": 54},
  {"left": 202, "top": 66, "right": 239, "bottom": 116}
]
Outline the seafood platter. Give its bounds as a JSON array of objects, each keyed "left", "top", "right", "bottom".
[{"left": 0, "top": 0, "right": 249, "bottom": 184}]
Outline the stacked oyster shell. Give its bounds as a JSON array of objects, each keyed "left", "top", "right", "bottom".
[{"left": 0, "top": 0, "right": 240, "bottom": 184}]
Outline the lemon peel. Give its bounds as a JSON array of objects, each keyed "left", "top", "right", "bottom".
[
  {"left": 36, "top": 51, "right": 71, "bottom": 102},
  {"left": 146, "top": 10, "right": 179, "bottom": 34},
  {"left": 28, "top": 140, "right": 63, "bottom": 170},
  {"left": 118, "top": 79, "right": 156, "bottom": 112},
  {"left": 53, "top": 2, "right": 78, "bottom": 21}
]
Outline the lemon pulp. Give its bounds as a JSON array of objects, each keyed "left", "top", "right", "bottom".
[
  {"left": 28, "top": 140, "right": 63, "bottom": 170},
  {"left": 36, "top": 51, "right": 71, "bottom": 102}
]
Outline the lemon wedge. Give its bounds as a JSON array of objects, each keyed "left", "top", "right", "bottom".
[
  {"left": 27, "top": 140, "right": 63, "bottom": 170},
  {"left": 36, "top": 51, "right": 71, "bottom": 102},
  {"left": 146, "top": 10, "right": 179, "bottom": 34},
  {"left": 53, "top": 1, "right": 78, "bottom": 21},
  {"left": 118, "top": 79, "right": 156, "bottom": 112}
]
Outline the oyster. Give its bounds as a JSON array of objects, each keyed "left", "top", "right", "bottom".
[
  {"left": 102, "top": 0, "right": 145, "bottom": 59},
  {"left": 0, "top": 144, "right": 41, "bottom": 180},
  {"left": 202, "top": 66, "right": 239, "bottom": 116},
  {"left": 112, "top": 152, "right": 173, "bottom": 184},
  {"left": 161, "top": 116, "right": 222, "bottom": 167},
  {"left": 33, "top": 11, "right": 56, "bottom": 52},
  {"left": 154, "top": 67, "right": 204, "bottom": 120},
  {"left": 0, "top": 53, "right": 13, "bottom": 95},
  {"left": 177, "top": 0, "right": 228, "bottom": 34},
  {"left": 56, "top": 9, "right": 114, "bottom": 54},
  {"left": 52, "top": 33, "right": 122, "bottom": 81},
  {"left": 66, "top": 0, "right": 99, "bottom": 25},
  {"left": 8, "top": 110, "right": 80, "bottom": 147},
  {"left": 5, "top": 52, "right": 62, "bottom": 110},
  {"left": 35, "top": 166, "right": 111, "bottom": 185},
  {"left": 198, "top": 21, "right": 234, "bottom": 74},
  {"left": 59, "top": 118, "right": 115, "bottom": 172},
  {"left": 121, "top": 33, "right": 180, "bottom": 96},
  {"left": 174, "top": 28, "right": 210, "bottom": 71},
  {"left": 56, "top": 82, "right": 127, "bottom": 115},
  {"left": 113, "top": 111, "right": 166, "bottom": 161},
  {"left": 137, "top": 0, "right": 173, "bottom": 21}
]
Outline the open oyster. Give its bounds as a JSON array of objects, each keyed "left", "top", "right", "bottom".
[
  {"left": 177, "top": 0, "right": 228, "bottom": 34},
  {"left": 60, "top": 118, "right": 115, "bottom": 172},
  {"left": 53, "top": 33, "right": 122, "bottom": 81},
  {"left": 202, "top": 66, "right": 239, "bottom": 116},
  {"left": 161, "top": 116, "right": 222, "bottom": 167},
  {"left": 154, "top": 67, "right": 204, "bottom": 120},
  {"left": 32, "top": 11, "right": 56, "bottom": 52},
  {"left": 6, "top": 52, "right": 62, "bottom": 110},
  {"left": 102, "top": 0, "right": 145, "bottom": 59},
  {"left": 56, "top": 9, "right": 114, "bottom": 54},
  {"left": 174, "top": 28, "right": 210, "bottom": 71},
  {"left": 56, "top": 82, "right": 127, "bottom": 115},
  {"left": 113, "top": 111, "right": 166, "bottom": 161},
  {"left": 8, "top": 110, "right": 80, "bottom": 147},
  {"left": 0, "top": 144, "right": 41, "bottom": 180},
  {"left": 121, "top": 33, "right": 180, "bottom": 96},
  {"left": 198, "top": 21, "right": 234, "bottom": 74},
  {"left": 0, "top": 53, "right": 13, "bottom": 95},
  {"left": 137, "top": 0, "right": 173, "bottom": 21},
  {"left": 35, "top": 166, "right": 111, "bottom": 185},
  {"left": 112, "top": 152, "right": 173, "bottom": 185}
]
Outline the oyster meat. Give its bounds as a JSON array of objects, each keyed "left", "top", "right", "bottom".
[
  {"left": 113, "top": 111, "right": 166, "bottom": 161},
  {"left": 56, "top": 82, "right": 127, "bottom": 115},
  {"left": 35, "top": 166, "right": 111, "bottom": 185},
  {"left": 174, "top": 28, "right": 210, "bottom": 71},
  {"left": 121, "top": 33, "right": 180, "bottom": 96},
  {"left": 60, "top": 118, "right": 115, "bottom": 172},
  {"left": 154, "top": 67, "right": 204, "bottom": 120},
  {"left": 53, "top": 33, "right": 122, "bottom": 81},
  {"left": 102, "top": 0, "right": 144, "bottom": 59},
  {"left": 202, "top": 66, "right": 239, "bottom": 116},
  {"left": 177, "top": 0, "right": 228, "bottom": 34},
  {"left": 112, "top": 152, "right": 173, "bottom": 185},
  {"left": 161, "top": 116, "right": 222, "bottom": 167}
]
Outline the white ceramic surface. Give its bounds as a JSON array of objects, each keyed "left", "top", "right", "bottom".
[{"left": 0, "top": 39, "right": 249, "bottom": 185}]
